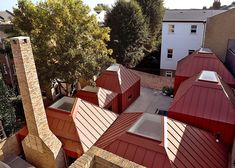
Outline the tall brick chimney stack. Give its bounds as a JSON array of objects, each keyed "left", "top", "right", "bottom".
[{"left": 10, "top": 37, "right": 66, "bottom": 168}]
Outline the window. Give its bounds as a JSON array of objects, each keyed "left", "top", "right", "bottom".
[
  {"left": 165, "top": 71, "right": 173, "bottom": 77},
  {"left": 188, "top": 50, "right": 195, "bottom": 55},
  {"left": 167, "top": 49, "right": 173, "bottom": 59},
  {"left": 2, "top": 64, "right": 7, "bottom": 74},
  {"left": 168, "top": 24, "right": 175, "bottom": 33},
  {"left": 191, "top": 25, "right": 197, "bottom": 34}
]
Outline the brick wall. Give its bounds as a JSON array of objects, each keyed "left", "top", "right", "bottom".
[
  {"left": 204, "top": 8, "right": 235, "bottom": 62},
  {"left": 131, "top": 70, "right": 174, "bottom": 90}
]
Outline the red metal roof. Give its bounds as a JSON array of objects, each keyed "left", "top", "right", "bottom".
[
  {"left": 170, "top": 71, "right": 235, "bottom": 125},
  {"left": 166, "top": 119, "right": 228, "bottom": 168},
  {"left": 46, "top": 98, "right": 118, "bottom": 155},
  {"left": 175, "top": 51, "right": 235, "bottom": 85},
  {"left": 95, "top": 112, "right": 228, "bottom": 168},
  {"left": 76, "top": 86, "right": 118, "bottom": 108},
  {"left": 96, "top": 64, "right": 140, "bottom": 94}
]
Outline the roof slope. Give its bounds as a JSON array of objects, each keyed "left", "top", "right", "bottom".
[
  {"left": 77, "top": 86, "right": 118, "bottom": 108},
  {"left": 170, "top": 72, "right": 235, "bottom": 125},
  {"left": 176, "top": 50, "right": 235, "bottom": 85},
  {"left": 46, "top": 98, "right": 118, "bottom": 154},
  {"left": 96, "top": 64, "right": 140, "bottom": 94},
  {"left": 96, "top": 112, "right": 228, "bottom": 168},
  {"left": 166, "top": 119, "right": 228, "bottom": 168},
  {"left": 163, "top": 9, "right": 226, "bottom": 22},
  {"left": 95, "top": 113, "right": 171, "bottom": 168},
  {"left": 0, "top": 11, "right": 13, "bottom": 22},
  {"left": 72, "top": 98, "right": 118, "bottom": 152}
]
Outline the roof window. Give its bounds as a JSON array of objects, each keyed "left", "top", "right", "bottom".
[
  {"left": 198, "top": 70, "right": 219, "bottom": 83},
  {"left": 128, "top": 113, "right": 162, "bottom": 142}
]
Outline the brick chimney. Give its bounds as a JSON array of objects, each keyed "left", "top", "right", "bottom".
[{"left": 10, "top": 37, "right": 66, "bottom": 168}]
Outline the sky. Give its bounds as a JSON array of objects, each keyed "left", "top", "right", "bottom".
[{"left": 0, "top": 0, "right": 234, "bottom": 11}]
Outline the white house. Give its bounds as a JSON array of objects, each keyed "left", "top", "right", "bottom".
[{"left": 160, "top": 9, "right": 226, "bottom": 77}]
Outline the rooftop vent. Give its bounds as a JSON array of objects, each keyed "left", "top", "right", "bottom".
[
  {"left": 198, "top": 70, "right": 219, "bottom": 83},
  {"left": 198, "top": 48, "right": 213, "bottom": 54},
  {"left": 128, "top": 113, "right": 162, "bottom": 142},
  {"left": 49, "top": 97, "right": 75, "bottom": 112}
]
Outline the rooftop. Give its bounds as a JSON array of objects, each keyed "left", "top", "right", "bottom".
[
  {"left": 176, "top": 48, "right": 235, "bottom": 85},
  {"left": 96, "top": 64, "right": 140, "bottom": 93},
  {"left": 170, "top": 71, "right": 235, "bottom": 125},
  {"left": 163, "top": 9, "right": 226, "bottom": 22},
  {"left": 95, "top": 112, "right": 228, "bottom": 168}
]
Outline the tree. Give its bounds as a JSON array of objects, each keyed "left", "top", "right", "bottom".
[
  {"left": 106, "top": 0, "right": 148, "bottom": 67},
  {"left": 0, "top": 76, "right": 16, "bottom": 136},
  {"left": 94, "top": 3, "right": 110, "bottom": 11},
  {"left": 13, "top": 0, "right": 114, "bottom": 93},
  {"left": 135, "top": 0, "right": 164, "bottom": 52},
  {"left": 212, "top": 0, "right": 221, "bottom": 9}
]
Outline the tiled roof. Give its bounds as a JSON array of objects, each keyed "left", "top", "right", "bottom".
[
  {"left": 170, "top": 72, "right": 235, "bottom": 125},
  {"left": 96, "top": 64, "right": 140, "bottom": 94},
  {"left": 163, "top": 9, "right": 226, "bottom": 22},
  {"left": 77, "top": 86, "right": 118, "bottom": 108},
  {"left": 176, "top": 50, "right": 235, "bottom": 85},
  {"left": 95, "top": 113, "right": 228, "bottom": 168},
  {"left": 0, "top": 11, "right": 13, "bottom": 22}
]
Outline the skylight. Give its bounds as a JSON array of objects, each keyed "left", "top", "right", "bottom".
[
  {"left": 198, "top": 70, "right": 218, "bottom": 83},
  {"left": 83, "top": 86, "right": 99, "bottom": 93},
  {"left": 198, "top": 48, "right": 213, "bottom": 54},
  {"left": 128, "top": 113, "right": 162, "bottom": 142},
  {"left": 106, "top": 64, "right": 120, "bottom": 72},
  {"left": 49, "top": 97, "right": 75, "bottom": 112}
]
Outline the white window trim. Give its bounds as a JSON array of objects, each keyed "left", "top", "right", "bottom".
[
  {"left": 165, "top": 71, "right": 173, "bottom": 77},
  {"left": 168, "top": 24, "right": 175, "bottom": 33},
  {"left": 167, "top": 49, "right": 173, "bottom": 59},
  {"left": 190, "top": 25, "right": 197, "bottom": 34}
]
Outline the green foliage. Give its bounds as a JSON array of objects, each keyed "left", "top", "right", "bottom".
[
  {"left": 13, "top": 0, "right": 115, "bottom": 86},
  {"left": 135, "top": 0, "right": 164, "bottom": 52},
  {"left": 162, "top": 86, "right": 174, "bottom": 97},
  {"left": 0, "top": 78, "right": 16, "bottom": 136},
  {"left": 106, "top": 0, "right": 148, "bottom": 67},
  {"left": 212, "top": 1, "right": 221, "bottom": 9},
  {"left": 94, "top": 3, "right": 110, "bottom": 11}
]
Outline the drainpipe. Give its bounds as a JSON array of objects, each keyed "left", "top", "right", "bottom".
[
  {"left": 2, "top": 39, "right": 14, "bottom": 88},
  {"left": 202, "top": 21, "right": 207, "bottom": 48}
]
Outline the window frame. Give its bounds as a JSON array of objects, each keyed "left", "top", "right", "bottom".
[
  {"left": 165, "top": 71, "right": 173, "bottom": 77},
  {"left": 167, "top": 49, "right": 173, "bottom": 59},
  {"left": 188, "top": 50, "right": 195, "bottom": 55},
  {"left": 191, "top": 25, "right": 197, "bottom": 34},
  {"left": 168, "top": 24, "right": 175, "bottom": 33}
]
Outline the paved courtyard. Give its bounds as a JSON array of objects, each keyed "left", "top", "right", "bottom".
[{"left": 125, "top": 87, "right": 173, "bottom": 114}]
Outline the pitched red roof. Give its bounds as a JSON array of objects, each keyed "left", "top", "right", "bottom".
[
  {"left": 95, "top": 112, "right": 228, "bottom": 168},
  {"left": 76, "top": 86, "right": 118, "bottom": 108},
  {"left": 175, "top": 50, "right": 235, "bottom": 85},
  {"left": 46, "top": 97, "right": 118, "bottom": 155},
  {"left": 170, "top": 71, "right": 235, "bottom": 125},
  {"left": 96, "top": 64, "right": 140, "bottom": 94},
  {"left": 166, "top": 119, "right": 228, "bottom": 168},
  {"left": 95, "top": 113, "right": 171, "bottom": 168}
]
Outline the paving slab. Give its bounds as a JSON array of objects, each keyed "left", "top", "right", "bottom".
[{"left": 125, "top": 87, "right": 173, "bottom": 114}]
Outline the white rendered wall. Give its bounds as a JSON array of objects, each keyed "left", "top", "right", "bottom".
[{"left": 160, "top": 22, "right": 205, "bottom": 70}]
